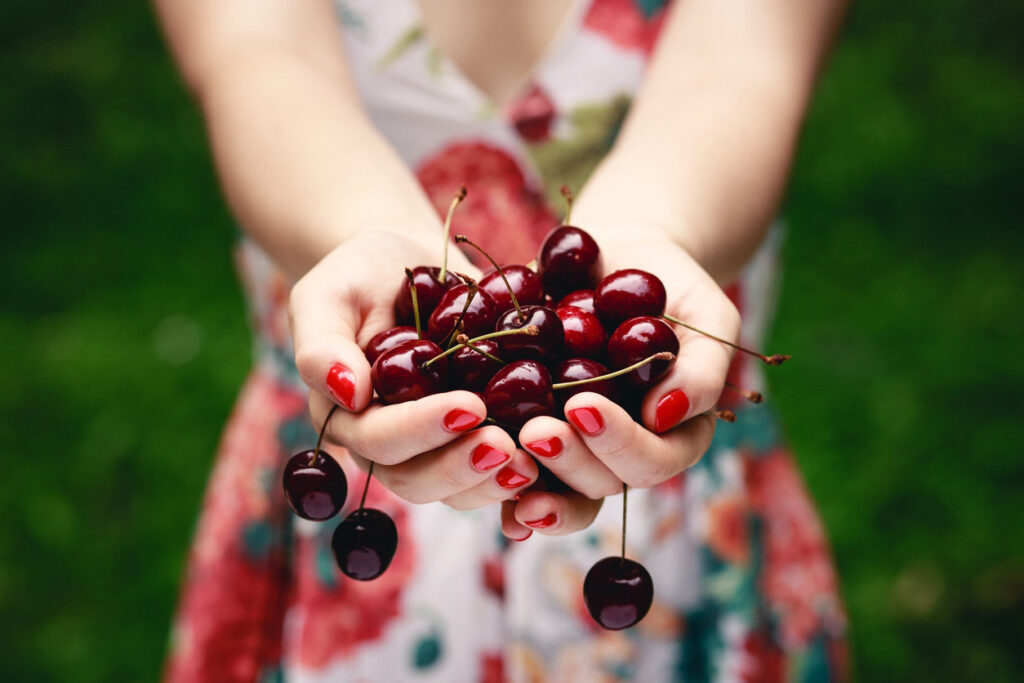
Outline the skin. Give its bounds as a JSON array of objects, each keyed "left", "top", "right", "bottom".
[{"left": 155, "top": 0, "right": 848, "bottom": 536}]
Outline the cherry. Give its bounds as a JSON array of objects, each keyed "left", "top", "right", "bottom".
[
  {"left": 593, "top": 268, "right": 667, "bottom": 328},
  {"left": 282, "top": 405, "right": 348, "bottom": 521},
  {"left": 551, "top": 358, "right": 618, "bottom": 409},
  {"left": 480, "top": 264, "right": 544, "bottom": 313},
  {"left": 426, "top": 283, "right": 498, "bottom": 343},
  {"left": 583, "top": 557, "right": 654, "bottom": 630},
  {"left": 537, "top": 226, "right": 603, "bottom": 300},
  {"left": 483, "top": 360, "right": 555, "bottom": 430},
  {"left": 494, "top": 305, "right": 564, "bottom": 361},
  {"left": 371, "top": 339, "right": 449, "bottom": 404},
  {"left": 332, "top": 464, "right": 398, "bottom": 581},
  {"left": 394, "top": 267, "right": 461, "bottom": 325},
  {"left": 364, "top": 326, "right": 420, "bottom": 365},
  {"left": 606, "top": 316, "right": 679, "bottom": 389},
  {"left": 556, "top": 289, "right": 596, "bottom": 315},
  {"left": 451, "top": 337, "right": 503, "bottom": 392},
  {"left": 556, "top": 306, "right": 607, "bottom": 359}
]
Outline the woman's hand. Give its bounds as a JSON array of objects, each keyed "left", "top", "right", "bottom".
[
  {"left": 291, "top": 229, "right": 541, "bottom": 511},
  {"left": 502, "top": 230, "right": 740, "bottom": 539}
]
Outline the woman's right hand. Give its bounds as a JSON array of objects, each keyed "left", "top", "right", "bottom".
[{"left": 290, "top": 229, "right": 541, "bottom": 511}]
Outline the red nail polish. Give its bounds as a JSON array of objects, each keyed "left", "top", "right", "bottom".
[
  {"left": 444, "top": 409, "right": 482, "bottom": 433},
  {"left": 496, "top": 467, "right": 530, "bottom": 490},
  {"left": 512, "top": 530, "right": 533, "bottom": 542},
  {"left": 525, "top": 436, "right": 562, "bottom": 458},
  {"left": 471, "top": 444, "right": 510, "bottom": 472},
  {"left": 326, "top": 363, "right": 356, "bottom": 410},
  {"left": 567, "top": 407, "right": 604, "bottom": 435},
  {"left": 524, "top": 513, "right": 558, "bottom": 529},
  {"left": 655, "top": 389, "right": 691, "bottom": 433}
]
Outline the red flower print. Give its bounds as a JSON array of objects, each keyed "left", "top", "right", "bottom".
[
  {"left": 480, "top": 652, "right": 506, "bottom": 683},
  {"left": 740, "top": 628, "right": 787, "bottom": 683},
  {"left": 416, "top": 142, "right": 559, "bottom": 266},
  {"left": 706, "top": 492, "right": 751, "bottom": 565},
  {"left": 482, "top": 556, "right": 505, "bottom": 599},
  {"left": 505, "top": 84, "right": 555, "bottom": 142},
  {"left": 583, "top": 0, "right": 673, "bottom": 56}
]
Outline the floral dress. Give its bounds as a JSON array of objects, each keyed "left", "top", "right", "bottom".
[{"left": 164, "top": 1, "right": 848, "bottom": 681}]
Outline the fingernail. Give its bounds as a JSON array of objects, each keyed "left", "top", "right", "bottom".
[
  {"left": 512, "top": 530, "right": 533, "bottom": 542},
  {"left": 525, "top": 436, "right": 562, "bottom": 458},
  {"left": 655, "top": 389, "right": 691, "bottom": 433},
  {"left": 496, "top": 466, "right": 531, "bottom": 490},
  {"left": 444, "top": 409, "right": 482, "bottom": 433},
  {"left": 471, "top": 444, "right": 511, "bottom": 472},
  {"left": 524, "top": 513, "right": 558, "bottom": 529},
  {"left": 567, "top": 407, "right": 604, "bottom": 435},
  {"left": 326, "top": 363, "right": 356, "bottom": 410}
]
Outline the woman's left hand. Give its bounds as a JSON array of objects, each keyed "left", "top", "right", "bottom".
[{"left": 502, "top": 232, "right": 740, "bottom": 539}]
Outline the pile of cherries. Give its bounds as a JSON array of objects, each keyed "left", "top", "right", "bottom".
[{"left": 283, "top": 187, "right": 786, "bottom": 630}]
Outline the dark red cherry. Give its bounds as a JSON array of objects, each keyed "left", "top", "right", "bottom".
[
  {"left": 364, "top": 326, "right": 420, "bottom": 365},
  {"left": 537, "top": 226, "right": 603, "bottom": 300},
  {"left": 494, "top": 306, "right": 564, "bottom": 361},
  {"left": 331, "top": 508, "right": 398, "bottom": 581},
  {"left": 371, "top": 339, "right": 448, "bottom": 404},
  {"left": 606, "top": 316, "right": 679, "bottom": 389},
  {"left": 552, "top": 358, "right": 619, "bottom": 410},
  {"left": 583, "top": 557, "right": 654, "bottom": 630},
  {"left": 480, "top": 265, "right": 544, "bottom": 313},
  {"left": 483, "top": 360, "right": 554, "bottom": 430},
  {"left": 593, "top": 269, "right": 667, "bottom": 329},
  {"left": 427, "top": 284, "right": 499, "bottom": 343},
  {"left": 556, "top": 289, "right": 596, "bottom": 315},
  {"left": 452, "top": 338, "right": 503, "bottom": 392},
  {"left": 282, "top": 449, "right": 348, "bottom": 521},
  {"left": 556, "top": 306, "right": 607, "bottom": 359},
  {"left": 394, "top": 266, "right": 461, "bottom": 325}
]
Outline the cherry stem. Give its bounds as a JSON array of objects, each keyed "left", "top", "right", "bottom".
[
  {"left": 560, "top": 185, "right": 574, "bottom": 224},
  {"left": 663, "top": 314, "right": 790, "bottom": 366},
  {"left": 404, "top": 268, "right": 422, "bottom": 339},
  {"left": 455, "top": 234, "right": 524, "bottom": 321},
  {"left": 705, "top": 408, "right": 737, "bottom": 423},
  {"left": 551, "top": 352, "right": 675, "bottom": 390},
  {"left": 424, "top": 326, "right": 539, "bottom": 367},
  {"left": 312, "top": 404, "right": 339, "bottom": 463},
  {"left": 724, "top": 381, "right": 763, "bottom": 404},
  {"left": 621, "top": 483, "right": 628, "bottom": 562},
  {"left": 454, "top": 334, "right": 505, "bottom": 364},
  {"left": 438, "top": 185, "right": 467, "bottom": 284},
  {"left": 440, "top": 281, "right": 478, "bottom": 348},
  {"left": 359, "top": 462, "right": 374, "bottom": 510}
]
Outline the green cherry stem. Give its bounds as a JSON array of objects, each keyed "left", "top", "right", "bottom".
[
  {"left": 359, "top": 462, "right": 374, "bottom": 510},
  {"left": 724, "top": 381, "right": 763, "bottom": 404},
  {"left": 455, "top": 234, "right": 524, "bottom": 321},
  {"left": 560, "top": 184, "right": 574, "bottom": 224},
  {"left": 424, "top": 325, "right": 539, "bottom": 367},
  {"left": 437, "top": 185, "right": 467, "bottom": 284},
  {"left": 662, "top": 314, "right": 790, "bottom": 366},
  {"left": 312, "top": 404, "right": 339, "bottom": 464},
  {"left": 621, "top": 483, "right": 628, "bottom": 562},
  {"left": 454, "top": 334, "right": 505, "bottom": 364},
  {"left": 551, "top": 352, "right": 675, "bottom": 390},
  {"left": 404, "top": 268, "right": 423, "bottom": 339},
  {"left": 440, "top": 281, "right": 478, "bottom": 348}
]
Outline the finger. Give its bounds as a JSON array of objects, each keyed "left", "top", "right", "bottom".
[
  {"left": 442, "top": 449, "right": 539, "bottom": 510},
  {"left": 501, "top": 500, "right": 533, "bottom": 541},
  {"left": 512, "top": 490, "right": 604, "bottom": 536},
  {"left": 519, "top": 416, "right": 622, "bottom": 500},
  {"left": 563, "top": 392, "right": 716, "bottom": 489},
  {"left": 645, "top": 283, "right": 740, "bottom": 433},
  {"left": 309, "top": 389, "right": 487, "bottom": 465}
]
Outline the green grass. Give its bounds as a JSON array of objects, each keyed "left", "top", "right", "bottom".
[{"left": 1, "top": 1, "right": 1022, "bottom": 681}]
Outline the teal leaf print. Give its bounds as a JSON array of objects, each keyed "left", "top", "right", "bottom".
[
  {"left": 241, "top": 521, "right": 272, "bottom": 560},
  {"left": 634, "top": 0, "right": 668, "bottom": 19},
  {"left": 412, "top": 631, "right": 443, "bottom": 669}
]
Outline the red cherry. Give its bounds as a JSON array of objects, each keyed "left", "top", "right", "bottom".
[
  {"left": 426, "top": 284, "right": 499, "bottom": 343},
  {"left": 556, "top": 289, "right": 596, "bottom": 315},
  {"left": 332, "top": 508, "right": 398, "bottom": 581},
  {"left": 606, "top": 316, "right": 679, "bottom": 389},
  {"left": 371, "top": 339, "right": 449, "bottom": 404},
  {"left": 282, "top": 449, "right": 348, "bottom": 521},
  {"left": 364, "top": 326, "right": 420, "bottom": 365},
  {"left": 483, "top": 360, "right": 554, "bottom": 430},
  {"left": 537, "top": 226, "right": 603, "bottom": 300},
  {"left": 551, "top": 358, "right": 619, "bottom": 409},
  {"left": 394, "top": 266, "right": 461, "bottom": 325},
  {"left": 593, "top": 269, "right": 667, "bottom": 329},
  {"left": 480, "top": 264, "right": 544, "bottom": 313},
  {"left": 556, "top": 306, "right": 607, "bottom": 359},
  {"left": 452, "top": 338, "right": 503, "bottom": 391},
  {"left": 583, "top": 557, "right": 654, "bottom": 630},
  {"left": 494, "top": 306, "right": 564, "bottom": 361}
]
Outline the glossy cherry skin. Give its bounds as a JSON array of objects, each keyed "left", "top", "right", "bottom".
[
  {"left": 537, "top": 226, "right": 603, "bottom": 300},
  {"left": 427, "top": 284, "right": 499, "bottom": 342},
  {"left": 480, "top": 265, "right": 544, "bottom": 314},
  {"left": 282, "top": 449, "right": 348, "bottom": 521},
  {"left": 394, "top": 266, "right": 461, "bottom": 325},
  {"left": 593, "top": 269, "right": 667, "bottom": 328},
  {"left": 371, "top": 339, "right": 448, "bottom": 404},
  {"left": 556, "top": 289, "right": 596, "bottom": 315},
  {"left": 552, "top": 358, "right": 619, "bottom": 411},
  {"left": 483, "top": 360, "right": 555, "bottom": 430},
  {"left": 331, "top": 508, "right": 398, "bottom": 581},
  {"left": 495, "top": 305, "right": 564, "bottom": 361},
  {"left": 556, "top": 306, "right": 607, "bottom": 359},
  {"left": 452, "top": 338, "right": 503, "bottom": 392},
  {"left": 583, "top": 557, "right": 654, "bottom": 630},
  {"left": 606, "top": 316, "right": 679, "bottom": 389},
  {"left": 364, "top": 326, "right": 420, "bottom": 365}
]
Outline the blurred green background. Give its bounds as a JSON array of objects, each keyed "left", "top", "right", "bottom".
[{"left": 2, "top": 1, "right": 1022, "bottom": 681}]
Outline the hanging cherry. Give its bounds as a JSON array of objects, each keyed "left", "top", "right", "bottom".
[
  {"left": 282, "top": 405, "right": 348, "bottom": 521},
  {"left": 332, "top": 463, "right": 398, "bottom": 581}
]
